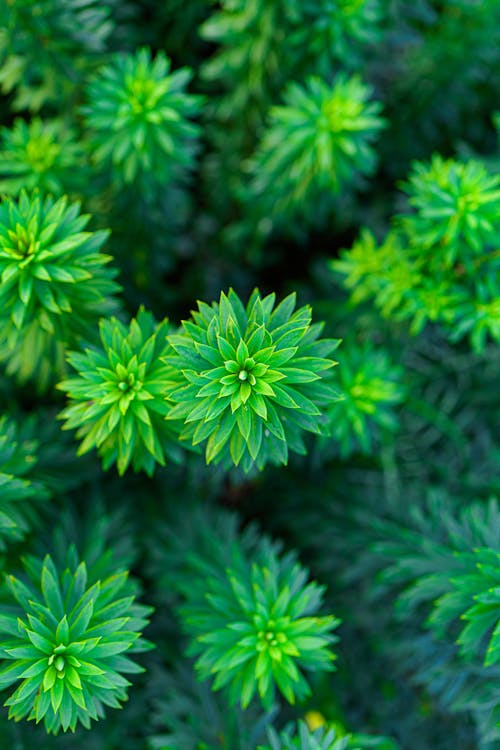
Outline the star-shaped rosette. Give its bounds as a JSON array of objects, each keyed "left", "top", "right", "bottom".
[{"left": 164, "top": 289, "right": 341, "bottom": 472}]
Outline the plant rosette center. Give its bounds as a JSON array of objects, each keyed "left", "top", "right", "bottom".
[
  {"left": 113, "top": 361, "right": 145, "bottom": 412},
  {"left": 218, "top": 337, "right": 275, "bottom": 409},
  {"left": 252, "top": 615, "right": 298, "bottom": 662},
  {"left": 26, "top": 138, "right": 60, "bottom": 173},
  {"left": 5, "top": 226, "right": 39, "bottom": 262},
  {"left": 126, "top": 77, "right": 165, "bottom": 117}
]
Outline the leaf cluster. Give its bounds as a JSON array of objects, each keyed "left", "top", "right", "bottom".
[{"left": 0, "top": 547, "right": 152, "bottom": 734}]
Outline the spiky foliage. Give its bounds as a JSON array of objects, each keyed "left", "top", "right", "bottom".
[
  {"left": 368, "top": 496, "right": 500, "bottom": 669},
  {"left": 148, "top": 662, "right": 272, "bottom": 750},
  {"left": 200, "top": 0, "right": 383, "bottom": 141},
  {"left": 58, "top": 308, "right": 183, "bottom": 476},
  {"left": 400, "top": 156, "right": 500, "bottom": 260},
  {"left": 199, "top": 0, "right": 300, "bottom": 141},
  {"left": 0, "top": 191, "right": 120, "bottom": 389},
  {"left": 164, "top": 289, "right": 341, "bottom": 473},
  {"left": 0, "top": 118, "right": 84, "bottom": 196},
  {"left": 333, "top": 157, "right": 500, "bottom": 351},
  {"left": 0, "top": 0, "right": 115, "bottom": 111},
  {"left": 83, "top": 48, "right": 202, "bottom": 188},
  {"left": 247, "top": 75, "right": 385, "bottom": 228},
  {"left": 431, "top": 545, "right": 500, "bottom": 668},
  {"left": 291, "top": 0, "right": 385, "bottom": 75},
  {"left": 261, "top": 721, "right": 350, "bottom": 750},
  {"left": 337, "top": 493, "right": 500, "bottom": 744},
  {"left": 0, "top": 415, "right": 50, "bottom": 550},
  {"left": 0, "top": 547, "right": 152, "bottom": 734},
  {"left": 260, "top": 720, "right": 398, "bottom": 750},
  {"left": 326, "top": 341, "right": 406, "bottom": 457},
  {"left": 174, "top": 513, "right": 339, "bottom": 710},
  {"left": 0, "top": 414, "right": 39, "bottom": 482}
]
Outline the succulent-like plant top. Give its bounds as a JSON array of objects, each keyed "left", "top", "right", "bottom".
[
  {"left": 333, "top": 156, "right": 500, "bottom": 351},
  {"left": 260, "top": 720, "right": 397, "bottom": 750},
  {"left": 164, "top": 288, "right": 341, "bottom": 472},
  {"left": 58, "top": 308, "right": 183, "bottom": 476},
  {"left": 429, "top": 545, "right": 500, "bottom": 668},
  {"left": 248, "top": 74, "right": 385, "bottom": 224},
  {"left": 260, "top": 721, "right": 350, "bottom": 750},
  {"left": 0, "top": 191, "right": 120, "bottom": 388},
  {"left": 0, "top": 550, "right": 152, "bottom": 735},
  {"left": 400, "top": 155, "right": 500, "bottom": 261},
  {"left": 180, "top": 537, "right": 339, "bottom": 710},
  {"left": 0, "top": 118, "right": 84, "bottom": 196},
  {"left": 83, "top": 47, "right": 202, "bottom": 187}
]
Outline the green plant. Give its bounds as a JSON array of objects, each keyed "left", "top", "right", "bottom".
[
  {"left": 261, "top": 721, "right": 351, "bottom": 750},
  {"left": 430, "top": 545, "right": 500, "bottom": 668},
  {"left": 199, "top": 0, "right": 300, "bottom": 140},
  {"left": 247, "top": 74, "right": 385, "bottom": 228},
  {"left": 83, "top": 47, "right": 202, "bottom": 188},
  {"left": 0, "top": 415, "right": 50, "bottom": 550},
  {"left": 0, "top": 118, "right": 84, "bottom": 196},
  {"left": 58, "top": 308, "right": 183, "bottom": 476},
  {"left": 0, "top": 191, "right": 120, "bottom": 389},
  {"left": 293, "top": 0, "right": 385, "bottom": 74},
  {"left": 400, "top": 156, "right": 500, "bottom": 260},
  {"left": 148, "top": 662, "right": 271, "bottom": 750},
  {"left": 176, "top": 520, "right": 339, "bottom": 710},
  {"left": 259, "top": 720, "right": 397, "bottom": 750},
  {"left": 0, "top": 0, "right": 116, "bottom": 111},
  {"left": 337, "top": 493, "right": 500, "bottom": 742},
  {"left": 0, "top": 548, "right": 152, "bottom": 734},
  {"left": 0, "top": 0, "right": 499, "bottom": 747},
  {"left": 327, "top": 340, "right": 406, "bottom": 457},
  {"left": 333, "top": 156, "right": 500, "bottom": 351},
  {"left": 164, "top": 288, "right": 341, "bottom": 472}
]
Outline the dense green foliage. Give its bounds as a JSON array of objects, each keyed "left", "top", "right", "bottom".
[
  {"left": 0, "top": 549, "right": 152, "bottom": 734},
  {"left": 58, "top": 308, "right": 181, "bottom": 475},
  {"left": 164, "top": 289, "right": 340, "bottom": 472},
  {"left": 0, "top": 1, "right": 498, "bottom": 748}
]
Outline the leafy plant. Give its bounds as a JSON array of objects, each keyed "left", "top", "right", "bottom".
[
  {"left": 148, "top": 662, "right": 272, "bottom": 750},
  {"left": 0, "top": 548, "right": 152, "bottom": 734},
  {"left": 327, "top": 340, "right": 406, "bottom": 457},
  {"left": 176, "top": 519, "right": 339, "bottom": 710},
  {"left": 340, "top": 493, "right": 500, "bottom": 742},
  {"left": 430, "top": 545, "right": 500, "bottom": 668},
  {"left": 0, "top": 0, "right": 116, "bottom": 111},
  {"left": 292, "top": 0, "right": 385, "bottom": 74},
  {"left": 164, "top": 288, "right": 341, "bottom": 472},
  {"left": 400, "top": 156, "right": 500, "bottom": 260},
  {"left": 58, "top": 308, "right": 183, "bottom": 476},
  {"left": 0, "top": 191, "right": 120, "bottom": 389},
  {"left": 260, "top": 721, "right": 351, "bottom": 750},
  {"left": 260, "top": 720, "right": 397, "bottom": 750},
  {"left": 333, "top": 156, "right": 500, "bottom": 350},
  {"left": 247, "top": 74, "right": 385, "bottom": 229},
  {"left": 0, "top": 118, "right": 84, "bottom": 196},
  {"left": 0, "top": 0, "right": 498, "bottom": 747},
  {"left": 199, "top": 0, "right": 300, "bottom": 140},
  {"left": 83, "top": 47, "right": 202, "bottom": 189}
]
